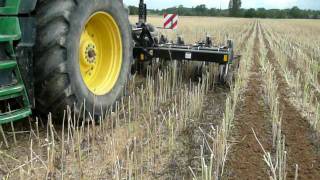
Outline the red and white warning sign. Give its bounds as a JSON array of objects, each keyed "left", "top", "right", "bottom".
[{"left": 163, "top": 14, "right": 178, "bottom": 29}]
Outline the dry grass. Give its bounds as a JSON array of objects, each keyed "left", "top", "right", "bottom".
[
  {"left": 1, "top": 17, "right": 319, "bottom": 180},
  {"left": 261, "top": 19, "right": 320, "bottom": 137},
  {"left": 256, "top": 23, "right": 288, "bottom": 180},
  {"left": 130, "top": 16, "right": 252, "bottom": 48},
  {"left": 0, "top": 16, "right": 254, "bottom": 179}
]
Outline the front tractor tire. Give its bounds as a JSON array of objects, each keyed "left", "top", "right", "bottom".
[{"left": 34, "top": 0, "right": 132, "bottom": 119}]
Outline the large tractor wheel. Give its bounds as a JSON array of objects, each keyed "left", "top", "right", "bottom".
[{"left": 34, "top": 0, "right": 132, "bottom": 119}]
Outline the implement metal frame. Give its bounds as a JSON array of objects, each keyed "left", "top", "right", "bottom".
[{"left": 132, "top": 0, "right": 239, "bottom": 81}]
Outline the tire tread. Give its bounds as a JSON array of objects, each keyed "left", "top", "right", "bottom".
[{"left": 34, "top": 0, "right": 76, "bottom": 116}]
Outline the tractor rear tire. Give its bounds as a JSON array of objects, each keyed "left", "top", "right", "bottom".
[{"left": 34, "top": 0, "right": 132, "bottom": 119}]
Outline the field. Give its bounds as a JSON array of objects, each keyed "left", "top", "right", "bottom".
[{"left": 0, "top": 16, "right": 320, "bottom": 179}]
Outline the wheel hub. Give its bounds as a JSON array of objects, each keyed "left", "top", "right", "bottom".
[{"left": 85, "top": 44, "right": 97, "bottom": 64}]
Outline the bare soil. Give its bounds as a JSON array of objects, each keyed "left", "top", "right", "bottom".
[
  {"left": 262, "top": 25, "right": 320, "bottom": 179},
  {"left": 148, "top": 19, "right": 261, "bottom": 179},
  {"left": 225, "top": 22, "right": 273, "bottom": 179},
  {"left": 225, "top": 20, "right": 320, "bottom": 180},
  {"left": 156, "top": 85, "right": 228, "bottom": 179}
]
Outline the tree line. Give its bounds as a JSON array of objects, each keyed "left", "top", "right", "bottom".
[{"left": 128, "top": 3, "right": 320, "bottom": 19}]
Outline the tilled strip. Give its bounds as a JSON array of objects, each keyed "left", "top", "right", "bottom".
[
  {"left": 226, "top": 21, "right": 272, "bottom": 180},
  {"left": 261, "top": 22, "right": 320, "bottom": 179}
]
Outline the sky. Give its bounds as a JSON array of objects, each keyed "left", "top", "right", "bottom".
[{"left": 124, "top": 0, "right": 320, "bottom": 10}]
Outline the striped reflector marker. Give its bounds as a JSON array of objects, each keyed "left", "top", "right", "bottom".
[{"left": 163, "top": 14, "right": 178, "bottom": 29}]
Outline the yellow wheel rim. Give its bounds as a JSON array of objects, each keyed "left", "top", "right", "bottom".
[{"left": 79, "top": 12, "right": 122, "bottom": 95}]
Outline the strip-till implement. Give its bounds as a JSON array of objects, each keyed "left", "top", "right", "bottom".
[{"left": 133, "top": 0, "right": 240, "bottom": 83}]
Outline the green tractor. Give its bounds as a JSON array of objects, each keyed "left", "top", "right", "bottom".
[
  {"left": 0, "top": 0, "right": 238, "bottom": 124},
  {"left": 0, "top": 0, "right": 132, "bottom": 123}
]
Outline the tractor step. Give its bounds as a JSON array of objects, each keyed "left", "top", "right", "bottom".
[
  {"left": 0, "top": 60, "right": 31, "bottom": 124},
  {"left": 0, "top": 60, "right": 17, "bottom": 70},
  {"left": 0, "top": 0, "right": 20, "bottom": 15},
  {"left": 0, "top": 108, "right": 31, "bottom": 124},
  {"left": 0, "top": 17, "right": 21, "bottom": 41},
  {"left": 0, "top": 82, "right": 31, "bottom": 123},
  {"left": 0, "top": 82, "right": 31, "bottom": 124},
  {"left": 0, "top": 84, "right": 24, "bottom": 100},
  {"left": 0, "top": 12, "right": 31, "bottom": 124}
]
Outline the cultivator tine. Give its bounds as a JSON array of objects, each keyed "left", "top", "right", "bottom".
[
  {"left": 206, "top": 35, "right": 213, "bottom": 47},
  {"left": 176, "top": 36, "right": 185, "bottom": 45}
]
